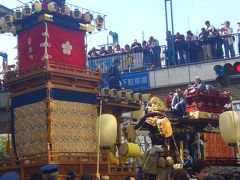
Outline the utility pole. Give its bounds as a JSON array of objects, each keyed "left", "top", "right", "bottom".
[
  {"left": 142, "top": 31, "right": 144, "bottom": 43},
  {"left": 164, "top": 0, "right": 175, "bottom": 65}
]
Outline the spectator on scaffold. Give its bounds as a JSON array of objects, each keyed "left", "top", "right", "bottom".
[
  {"left": 175, "top": 32, "right": 187, "bottom": 64},
  {"left": 131, "top": 39, "right": 142, "bottom": 52},
  {"left": 186, "top": 30, "right": 199, "bottom": 63},
  {"left": 109, "top": 59, "right": 122, "bottom": 90},
  {"left": 100, "top": 46, "right": 108, "bottom": 56},
  {"left": 114, "top": 44, "right": 122, "bottom": 53},
  {"left": 107, "top": 45, "right": 114, "bottom": 54},
  {"left": 166, "top": 31, "right": 175, "bottom": 66},
  {"left": 193, "top": 76, "right": 206, "bottom": 91},
  {"left": 142, "top": 40, "right": 153, "bottom": 69},
  {"left": 205, "top": 21, "right": 218, "bottom": 59},
  {"left": 171, "top": 88, "right": 188, "bottom": 118},
  {"left": 147, "top": 36, "right": 161, "bottom": 68},
  {"left": 221, "top": 21, "right": 235, "bottom": 58},
  {"left": 124, "top": 44, "right": 131, "bottom": 52},
  {"left": 88, "top": 47, "right": 100, "bottom": 57},
  {"left": 237, "top": 21, "right": 240, "bottom": 54},
  {"left": 199, "top": 28, "right": 212, "bottom": 61},
  {"left": 205, "top": 21, "right": 215, "bottom": 33},
  {"left": 210, "top": 28, "right": 224, "bottom": 59}
]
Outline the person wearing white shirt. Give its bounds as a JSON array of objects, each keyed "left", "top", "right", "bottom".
[
  {"left": 221, "top": 21, "right": 235, "bottom": 58},
  {"left": 237, "top": 21, "right": 240, "bottom": 54},
  {"left": 205, "top": 21, "right": 215, "bottom": 35}
]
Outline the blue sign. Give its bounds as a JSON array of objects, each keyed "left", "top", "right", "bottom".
[{"left": 103, "top": 71, "right": 150, "bottom": 90}]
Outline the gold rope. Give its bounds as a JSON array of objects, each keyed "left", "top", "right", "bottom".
[
  {"left": 46, "top": 87, "right": 53, "bottom": 145},
  {"left": 97, "top": 99, "right": 103, "bottom": 174}
]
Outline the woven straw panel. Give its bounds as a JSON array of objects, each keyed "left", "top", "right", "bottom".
[
  {"left": 14, "top": 101, "right": 48, "bottom": 156},
  {"left": 51, "top": 100, "right": 98, "bottom": 153}
]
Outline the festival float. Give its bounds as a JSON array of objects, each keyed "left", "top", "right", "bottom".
[
  {"left": 0, "top": 1, "right": 239, "bottom": 180},
  {"left": 0, "top": 1, "right": 143, "bottom": 179},
  {"left": 132, "top": 88, "right": 239, "bottom": 178}
]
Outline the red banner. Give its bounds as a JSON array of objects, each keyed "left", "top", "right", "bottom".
[
  {"left": 18, "top": 23, "right": 86, "bottom": 70},
  {"left": 18, "top": 24, "right": 45, "bottom": 70}
]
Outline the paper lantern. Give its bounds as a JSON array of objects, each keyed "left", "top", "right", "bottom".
[
  {"left": 13, "top": 10, "right": 22, "bottom": 21},
  {"left": 32, "top": 2, "right": 42, "bottom": 13},
  {"left": 79, "top": 23, "right": 94, "bottom": 33},
  {"left": 95, "top": 15, "right": 104, "bottom": 31},
  {"left": 119, "top": 142, "right": 140, "bottom": 158},
  {"left": 72, "top": 9, "right": 82, "bottom": 19},
  {"left": 0, "top": 18, "right": 5, "bottom": 32},
  {"left": 109, "top": 89, "right": 118, "bottom": 98},
  {"left": 157, "top": 117, "right": 173, "bottom": 138},
  {"left": 96, "top": 114, "right": 117, "bottom": 146},
  {"left": 48, "top": 2, "right": 58, "bottom": 12},
  {"left": 22, "top": 6, "right": 32, "bottom": 16},
  {"left": 134, "top": 93, "right": 141, "bottom": 102},
  {"left": 84, "top": 12, "right": 93, "bottom": 23},
  {"left": 86, "top": 24, "right": 94, "bottom": 33},
  {"left": 4, "top": 15, "right": 13, "bottom": 26},
  {"left": 100, "top": 87, "right": 109, "bottom": 97},
  {"left": 142, "top": 94, "right": 150, "bottom": 103},
  {"left": 219, "top": 111, "right": 240, "bottom": 143},
  {"left": 126, "top": 91, "right": 134, "bottom": 101},
  {"left": 117, "top": 90, "right": 126, "bottom": 100},
  {"left": 61, "top": 5, "right": 70, "bottom": 15}
]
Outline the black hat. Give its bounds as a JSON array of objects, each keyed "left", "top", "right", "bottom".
[{"left": 40, "top": 164, "right": 60, "bottom": 174}]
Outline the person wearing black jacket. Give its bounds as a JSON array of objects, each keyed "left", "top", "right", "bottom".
[
  {"left": 199, "top": 28, "right": 212, "bottom": 60},
  {"left": 109, "top": 59, "right": 122, "bottom": 90}
]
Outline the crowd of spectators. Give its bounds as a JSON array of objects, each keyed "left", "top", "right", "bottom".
[
  {"left": 88, "top": 36, "right": 162, "bottom": 68},
  {"left": 167, "top": 20, "right": 239, "bottom": 66},
  {"left": 88, "top": 20, "right": 240, "bottom": 70}
]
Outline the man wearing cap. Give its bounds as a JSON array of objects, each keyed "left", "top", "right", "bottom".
[
  {"left": 131, "top": 39, "right": 142, "bottom": 52},
  {"left": 237, "top": 21, "right": 240, "bottom": 54},
  {"left": 193, "top": 76, "right": 206, "bottom": 91},
  {"left": 108, "top": 59, "right": 122, "bottom": 90},
  {"left": 171, "top": 88, "right": 188, "bottom": 118},
  {"left": 40, "top": 164, "right": 60, "bottom": 180},
  {"left": 147, "top": 36, "right": 161, "bottom": 68}
]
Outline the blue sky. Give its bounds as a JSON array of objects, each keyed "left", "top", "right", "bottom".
[{"left": 0, "top": 0, "right": 239, "bottom": 64}]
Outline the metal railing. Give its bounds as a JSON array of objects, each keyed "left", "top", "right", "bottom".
[{"left": 88, "top": 33, "right": 240, "bottom": 75}]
